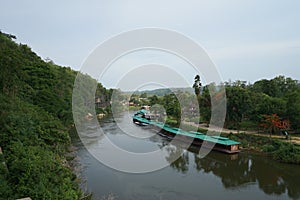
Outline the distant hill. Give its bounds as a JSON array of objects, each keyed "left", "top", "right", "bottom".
[{"left": 125, "top": 87, "right": 194, "bottom": 96}]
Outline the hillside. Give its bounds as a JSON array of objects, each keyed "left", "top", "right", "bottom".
[
  {"left": 0, "top": 31, "right": 110, "bottom": 199},
  {"left": 126, "top": 87, "right": 194, "bottom": 96}
]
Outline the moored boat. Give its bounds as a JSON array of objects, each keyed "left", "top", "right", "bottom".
[{"left": 133, "top": 110, "right": 240, "bottom": 154}]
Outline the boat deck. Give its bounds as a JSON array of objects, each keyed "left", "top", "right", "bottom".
[{"left": 133, "top": 114, "right": 240, "bottom": 154}]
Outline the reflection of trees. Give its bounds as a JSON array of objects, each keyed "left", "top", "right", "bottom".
[
  {"left": 163, "top": 144, "right": 300, "bottom": 199},
  {"left": 78, "top": 121, "right": 105, "bottom": 146},
  {"left": 165, "top": 145, "right": 189, "bottom": 174},
  {"left": 104, "top": 112, "right": 300, "bottom": 199},
  {"left": 252, "top": 157, "right": 286, "bottom": 195},
  {"left": 288, "top": 185, "right": 300, "bottom": 200},
  {"left": 251, "top": 156, "right": 300, "bottom": 199},
  {"left": 194, "top": 151, "right": 256, "bottom": 188}
]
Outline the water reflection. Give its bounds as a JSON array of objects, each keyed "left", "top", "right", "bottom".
[
  {"left": 77, "top": 113, "right": 300, "bottom": 200},
  {"left": 167, "top": 144, "right": 300, "bottom": 200},
  {"left": 165, "top": 145, "right": 189, "bottom": 174}
]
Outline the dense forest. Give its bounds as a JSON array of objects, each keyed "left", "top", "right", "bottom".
[
  {"left": 201, "top": 76, "right": 300, "bottom": 132},
  {"left": 141, "top": 75, "right": 300, "bottom": 134},
  {"left": 136, "top": 76, "right": 300, "bottom": 164},
  {"left": 0, "top": 31, "right": 111, "bottom": 199}
]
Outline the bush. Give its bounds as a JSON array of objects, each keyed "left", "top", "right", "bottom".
[
  {"left": 273, "top": 143, "right": 300, "bottom": 164},
  {"left": 228, "top": 132, "right": 300, "bottom": 164},
  {"left": 262, "top": 144, "right": 276, "bottom": 152},
  {"left": 166, "top": 118, "right": 178, "bottom": 127},
  {"left": 0, "top": 97, "right": 82, "bottom": 199},
  {"left": 6, "top": 142, "right": 81, "bottom": 199}
]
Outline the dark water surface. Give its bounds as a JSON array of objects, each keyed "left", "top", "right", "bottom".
[{"left": 73, "top": 113, "right": 300, "bottom": 200}]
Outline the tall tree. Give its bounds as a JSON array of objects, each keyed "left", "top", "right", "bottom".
[{"left": 193, "top": 75, "right": 202, "bottom": 96}]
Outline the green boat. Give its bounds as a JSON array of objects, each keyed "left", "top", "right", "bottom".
[{"left": 133, "top": 110, "right": 240, "bottom": 154}]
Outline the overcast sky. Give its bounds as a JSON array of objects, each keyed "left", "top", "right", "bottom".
[{"left": 1, "top": 0, "right": 299, "bottom": 89}]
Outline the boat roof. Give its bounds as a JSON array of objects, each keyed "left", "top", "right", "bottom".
[
  {"left": 133, "top": 114, "right": 240, "bottom": 146},
  {"left": 135, "top": 109, "right": 148, "bottom": 115}
]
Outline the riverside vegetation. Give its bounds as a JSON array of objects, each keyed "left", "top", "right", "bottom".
[
  {"left": 0, "top": 31, "right": 112, "bottom": 199},
  {"left": 1, "top": 30, "right": 300, "bottom": 199},
  {"left": 129, "top": 75, "right": 300, "bottom": 164}
]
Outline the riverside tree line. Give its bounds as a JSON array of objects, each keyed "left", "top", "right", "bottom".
[
  {"left": 131, "top": 75, "right": 300, "bottom": 135},
  {"left": 0, "top": 31, "right": 112, "bottom": 199}
]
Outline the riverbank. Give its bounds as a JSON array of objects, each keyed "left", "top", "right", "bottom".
[
  {"left": 183, "top": 121, "right": 300, "bottom": 144},
  {"left": 181, "top": 121, "right": 300, "bottom": 164},
  {"left": 75, "top": 113, "right": 300, "bottom": 200},
  {"left": 227, "top": 133, "right": 300, "bottom": 164}
]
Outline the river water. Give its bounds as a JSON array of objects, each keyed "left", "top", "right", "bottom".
[{"left": 73, "top": 112, "right": 300, "bottom": 200}]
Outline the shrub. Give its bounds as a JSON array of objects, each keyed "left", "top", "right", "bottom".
[
  {"left": 262, "top": 144, "right": 276, "bottom": 152},
  {"left": 273, "top": 143, "right": 300, "bottom": 164}
]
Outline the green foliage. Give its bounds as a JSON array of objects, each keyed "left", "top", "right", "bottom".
[
  {"left": 161, "top": 94, "right": 181, "bottom": 123},
  {"left": 199, "top": 85, "right": 211, "bottom": 123},
  {"left": 252, "top": 75, "right": 298, "bottom": 98},
  {"left": 145, "top": 75, "right": 300, "bottom": 132},
  {"left": 6, "top": 142, "right": 80, "bottom": 199},
  {"left": 286, "top": 91, "right": 300, "bottom": 130},
  {"left": 239, "top": 121, "right": 258, "bottom": 130},
  {"left": 0, "top": 92, "right": 81, "bottom": 199},
  {"left": 192, "top": 75, "right": 201, "bottom": 96},
  {"left": 148, "top": 95, "right": 159, "bottom": 105},
  {"left": 227, "top": 133, "right": 300, "bottom": 164},
  {"left": 225, "top": 85, "right": 253, "bottom": 129},
  {"left": 220, "top": 77, "right": 300, "bottom": 131},
  {"left": 130, "top": 88, "right": 173, "bottom": 96},
  {"left": 273, "top": 143, "right": 300, "bottom": 164},
  {"left": 140, "top": 92, "right": 147, "bottom": 98},
  {"left": 254, "top": 94, "right": 287, "bottom": 119},
  {"left": 0, "top": 97, "right": 69, "bottom": 151},
  {"left": 262, "top": 144, "right": 277, "bottom": 153},
  {"left": 0, "top": 31, "right": 114, "bottom": 199},
  {"left": 165, "top": 118, "right": 178, "bottom": 127}
]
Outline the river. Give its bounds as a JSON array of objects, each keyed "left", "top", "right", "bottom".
[{"left": 72, "top": 112, "right": 300, "bottom": 200}]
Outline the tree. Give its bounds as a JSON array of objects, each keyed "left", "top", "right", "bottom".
[
  {"left": 225, "top": 83, "right": 253, "bottom": 130},
  {"left": 253, "top": 94, "right": 287, "bottom": 120},
  {"left": 149, "top": 95, "right": 159, "bottom": 106},
  {"left": 199, "top": 85, "right": 211, "bottom": 124},
  {"left": 260, "top": 114, "right": 290, "bottom": 136},
  {"left": 140, "top": 92, "right": 147, "bottom": 98},
  {"left": 251, "top": 76, "right": 299, "bottom": 98},
  {"left": 193, "top": 75, "right": 202, "bottom": 96},
  {"left": 162, "top": 94, "right": 181, "bottom": 124},
  {"left": 286, "top": 91, "right": 300, "bottom": 130}
]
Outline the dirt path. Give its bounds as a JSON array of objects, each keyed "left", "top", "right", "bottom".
[{"left": 183, "top": 121, "right": 300, "bottom": 145}]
